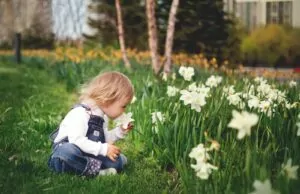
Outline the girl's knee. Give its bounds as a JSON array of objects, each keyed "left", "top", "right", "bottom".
[
  {"left": 48, "top": 143, "right": 87, "bottom": 174},
  {"left": 55, "top": 143, "right": 82, "bottom": 157},
  {"left": 101, "top": 154, "right": 127, "bottom": 172}
]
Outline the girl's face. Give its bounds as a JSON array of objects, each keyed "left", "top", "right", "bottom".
[{"left": 101, "top": 97, "right": 130, "bottom": 119}]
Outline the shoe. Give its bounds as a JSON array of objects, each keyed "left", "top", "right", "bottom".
[{"left": 98, "top": 168, "right": 117, "bottom": 176}]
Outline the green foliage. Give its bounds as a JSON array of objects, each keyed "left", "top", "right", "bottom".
[
  {"left": 241, "top": 25, "right": 300, "bottom": 66},
  {"left": 84, "top": 0, "right": 147, "bottom": 49},
  {"left": 157, "top": 0, "right": 241, "bottom": 60},
  {"left": 84, "top": 0, "right": 242, "bottom": 61}
]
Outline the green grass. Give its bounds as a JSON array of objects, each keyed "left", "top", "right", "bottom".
[
  {"left": 1, "top": 55, "right": 299, "bottom": 194},
  {"left": 0, "top": 57, "right": 177, "bottom": 194}
]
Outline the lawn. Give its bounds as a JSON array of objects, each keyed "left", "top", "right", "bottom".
[
  {"left": 0, "top": 55, "right": 299, "bottom": 194},
  {"left": 0, "top": 57, "right": 177, "bottom": 194}
]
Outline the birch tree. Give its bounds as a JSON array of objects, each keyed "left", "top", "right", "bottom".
[
  {"left": 115, "top": 0, "right": 131, "bottom": 69},
  {"left": 146, "top": 0, "right": 160, "bottom": 74},
  {"left": 163, "top": 0, "right": 179, "bottom": 73}
]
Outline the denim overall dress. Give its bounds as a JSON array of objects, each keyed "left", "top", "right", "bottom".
[{"left": 48, "top": 104, "right": 124, "bottom": 176}]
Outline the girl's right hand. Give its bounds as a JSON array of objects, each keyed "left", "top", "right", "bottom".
[{"left": 107, "top": 143, "right": 121, "bottom": 162}]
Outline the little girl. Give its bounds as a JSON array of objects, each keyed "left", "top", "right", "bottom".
[{"left": 48, "top": 71, "right": 134, "bottom": 176}]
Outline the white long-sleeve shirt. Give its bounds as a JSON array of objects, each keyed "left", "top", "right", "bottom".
[{"left": 54, "top": 100, "right": 127, "bottom": 157}]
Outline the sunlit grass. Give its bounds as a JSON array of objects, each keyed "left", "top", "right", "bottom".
[{"left": 0, "top": 55, "right": 299, "bottom": 193}]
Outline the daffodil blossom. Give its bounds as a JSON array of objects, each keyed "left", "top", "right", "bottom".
[
  {"left": 281, "top": 158, "right": 299, "bottom": 180},
  {"left": 223, "top": 85, "right": 235, "bottom": 96},
  {"left": 131, "top": 96, "right": 137, "bottom": 104},
  {"left": 180, "top": 90, "right": 206, "bottom": 112},
  {"left": 189, "top": 143, "right": 210, "bottom": 162},
  {"left": 191, "top": 161, "right": 218, "bottom": 180},
  {"left": 228, "top": 110, "right": 259, "bottom": 139},
  {"left": 114, "top": 112, "right": 134, "bottom": 129},
  {"left": 289, "top": 80, "right": 297, "bottom": 88},
  {"left": 227, "top": 93, "right": 242, "bottom": 106},
  {"left": 189, "top": 143, "right": 218, "bottom": 180},
  {"left": 172, "top": 72, "right": 176, "bottom": 80},
  {"left": 178, "top": 66, "right": 194, "bottom": 81},
  {"left": 167, "top": 86, "right": 179, "bottom": 97},
  {"left": 248, "top": 96, "right": 260, "bottom": 109},
  {"left": 205, "top": 75, "right": 223, "bottom": 88},
  {"left": 151, "top": 112, "right": 165, "bottom": 124},
  {"left": 249, "top": 179, "right": 279, "bottom": 194},
  {"left": 162, "top": 72, "right": 168, "bottom": 81}
]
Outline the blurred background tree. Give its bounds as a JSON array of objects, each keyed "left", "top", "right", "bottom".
[
  {"left": 83, "top": 0, "right": 241, "bottom": 63},
  {"left": 241, "top": 24, "right": 300, "bottom": 67}
]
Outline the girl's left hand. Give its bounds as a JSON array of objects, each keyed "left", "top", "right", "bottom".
[{"left": 121, "top": 122, "right": 134, "bottom": 133}]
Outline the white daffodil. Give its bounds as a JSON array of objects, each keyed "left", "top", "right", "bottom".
[
  {"left": 191, "top": 92, "right": 206, "bottom": 112},
  {"left": 167, "top": 86, "right": 179, "bottom": 97},
  {"left": 249, "top": 179, "right": 279, "bottom": 194},
  {"left": 191, "top": 161, "right": 218, "bottom": 180},
  {"left": 248, "top": 96, "right": 260, "bottom": 109},
  {"left": 289, "top": 80, "right": 297, "bottom": 88},
  {"left": 189, "top": 143, "right": 210, "bottom": 162},
  {"left": 180, "top": 90, "right": 206, "bottom": 112},
  {"left": 223, "top": 85, "right": 235, "bottom": 96},
  {"left": 254, "top": 77, "right": 267, "bottom": 84},
  {"left": 180, "top": 90, "right": 194, "bottom": 105},
  {"left": 227, "top": 93, "right": 243, "bottom": 107},
  {"left": 228, "top": 110, "right": 259, "bottom": 139},
  {"left": 172, "top": 72, "right": 176, "bottom": 80},
  {"left": 151, "top": 112, "right": 165, "bottom": 124},
  {"left": 259, "top": 100, "right": 271, "bottom": 113},
  {"left": 179, "top": 66, "right": 194, "bottom": 81},
  {"left": 189, "top": 143, "right": 218, "bottom": 180},
  {"left": 257, "top": 83, "right": 272, "bottom": 97},
  {"left": 162, "top": 72, "right": 168, "bottom": 81},
  {"left": 197, "top": 84, "right": 211, "bottom": 97},
  {"left": 131, "top": 96, "right": 137, "bottom": 104},
  {"left": 114, "top": 112, "right": 134, "bottom": 129},
  {"left": 188, "top": 82, "right": 198, "bottom": 92},
  {"left": 281, "top": 158, "right": 299, "bottom": 180},
  {"left": 205, "top": 75, "right": 223, "bottom": 88}
]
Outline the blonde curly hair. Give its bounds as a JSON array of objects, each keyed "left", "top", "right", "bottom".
[{"left": 79, "top": 71, "right": 134, "bottom": 106}]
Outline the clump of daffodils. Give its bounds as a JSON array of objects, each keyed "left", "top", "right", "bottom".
[
  {"left": 222, "top": 77, "right": 298, "bottom": 118},
  {"left": 179, "top": 83, "right": 210, "bottom": 112},
  {"left": 178, "top": 66, "right": 194, "bottom": 81},
  {"left": 189, "top": 143, "right": 218, "bottom": 180}
]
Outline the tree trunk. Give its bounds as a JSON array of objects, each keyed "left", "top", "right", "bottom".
[
  {"left": 146, "top": 0, "right": 160, "bottom": 74},
  {"left": 115, "top": 0, "right": 131, "bottom": 69},
  {"left": 163, "top": 0, "right": 180, "bottom": 73}
]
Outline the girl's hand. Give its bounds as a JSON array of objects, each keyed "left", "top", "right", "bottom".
[
  {"left": 121, "top": 122, "right": 134, "bottom": 133},
  {"left": 107, "top": 143, "right": 120, "bottom": 162}
]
